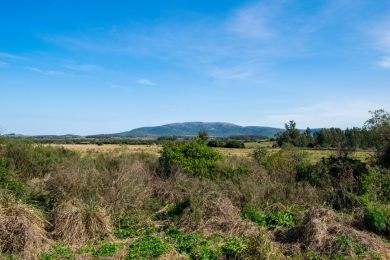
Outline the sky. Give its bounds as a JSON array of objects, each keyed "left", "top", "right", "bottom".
[{"left": 1, "top": 0, "right": 390, "bottom": 135}]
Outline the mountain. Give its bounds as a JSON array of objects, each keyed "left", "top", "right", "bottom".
[{"left": 111, "top": 122, "right": 282, "bottom": 138}]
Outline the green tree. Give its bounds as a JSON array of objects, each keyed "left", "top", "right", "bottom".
[
  {"left": 197, "top": 130, "right": 209, "bottom": 141},
  {"left": 365, "top": 109, "right": 390, "bottom": 168}
]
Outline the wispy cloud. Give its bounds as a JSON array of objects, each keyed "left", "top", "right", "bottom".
[
  {"left": 109, "top": 84, "right": 128, "bottom": 90},
  {"left": 0, "top": 52, "right": 25, "bottom": 59},
  {"left": 137, "top": 78, "right": 155, "bottom": 86},
  {"left": 63, "top": 63, "right": 101, "bottom": 72},
  {"left": 379, "top": 56, "right": 390, "bottom": 69},
  {"left": 265, "top": 100, "right": 385, "bottom": 128},
  {"left": 41, "top": 1, "right": 376, "bottom": 81},
  {"left": 25, "top": 67, "right": 64, "bottom": 76},
  {"left": 0, "top": 61, "right": 8, "bottom": 67}
]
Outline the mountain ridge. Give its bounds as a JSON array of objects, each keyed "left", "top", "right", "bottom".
[{"left": 110, "top": 122, "right": 283, "bottom": 138}]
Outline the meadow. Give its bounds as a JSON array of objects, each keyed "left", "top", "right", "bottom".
[
  {"left": 0, "top": 135, "right": 389, "bottom": 259},
  {"left": 48, "top": 142, "right": 373, "bottom": 163}
]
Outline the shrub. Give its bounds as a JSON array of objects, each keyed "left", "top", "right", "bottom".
[
  {"left": 222, "top": 237, "right": 248, "bottom": 259},
  {"left": 3, "top": 140, "right": 75, "bottom": 179},
  {"left": 92, "top": 243, "right": 120, "bottom": 257},
  {"left": 191, "top": 234, "right": 223, "bottom": 259},
  {"left": 252, "top": 147, "right": 268, "bottom": 165},
  {"left": 127, "top": 235, "right": 170, "bottom": 259},
  {"left": 334, "top": 235, "right": 368, "bottom": 258},
  {"left": 159, "top": 139, "right": 221, "bottom": 178},
  {"left": 165, "top": 227, "right": 201, "bottom": 254},
  {"left": 114, "top": 212, "right": 157, "bottom": 239},
  {"left": 364, "top": 204, "right": 389, "bottom": 235},
  {"left": 360, "top": 167, "right": 390, "bottom": 204},
  {"left": 39, "top": 245, "right": 74, "bottom": 260},
  {"left": 0, "top": 158, "right": 27, "bottom": 200},
  {"left": 242, "top": 206, "right": 298, "bottom": 228}
]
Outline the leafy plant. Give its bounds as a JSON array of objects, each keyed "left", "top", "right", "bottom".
[
  {"left": 165, "top": 227, "right": 201, "bottom": 254},
  {"left": 92, "top": 243, "right": 120, "bottom": 257},
  {"left": 242, "top": 206, "right": 298, "bottom": 228},
  {"left": 127, "top": 235, "right": 170, "bottom": 259},
  {"left": 159, "top": 139, "right": 221, "bottom": 178},
  {"left": 39, "top": 245, "right": 74, "bottom": 260},
  {"left": 364, "top": 204, "right": 389, "bottom": 235},
  {"left": 222, "top": 237, "right": 248, "bottom": 259}
]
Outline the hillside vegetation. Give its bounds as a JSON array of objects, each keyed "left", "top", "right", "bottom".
[
  {"left": 0, "top": 111, "right": 389, "bottom": 259},
  {"left": 106, "top": 122, "right": 282, "bottom": 138}
]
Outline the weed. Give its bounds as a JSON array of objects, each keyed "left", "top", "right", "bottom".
[
  {"left": 92, "top": 242, "right": 120, "bottom": 257},
  {"left": 222, "top": 237, "right": 248, "bottom": 259},
  {"left": 39, "top": 245, "right": 74, "bottom": 260},
  {"left": 127, "top": 235, "right": 170, "bottom": 259}
]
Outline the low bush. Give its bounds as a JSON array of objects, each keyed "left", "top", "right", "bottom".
[
  {"left": 242, "top": 206, "right": 298, "bottom": 228},
  {"left": 159, "top": 139, "right": 221, "bottom": 178},
  {"left": 127, "top": 235, "right": 170, "bottom": 259},
  {"left": 39, "top": 245, "right": 74, "bottom": 260},
  {"left": 364, "top": 204, "right": 389, "bottom": 235},
  {"left": 92, "top": 242, "right": 120, "bottom": 257},
  {"left": 222, "top": 237, "right": 248, "bottom": 259}
]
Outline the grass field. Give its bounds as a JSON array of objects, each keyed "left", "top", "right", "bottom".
[{"left": 48, "top": 142, "right": 374, "bottom": 163}]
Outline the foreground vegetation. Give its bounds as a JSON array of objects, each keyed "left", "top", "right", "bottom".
[{"left": 0, "top": 111, "right": 389, "bottom": 259}]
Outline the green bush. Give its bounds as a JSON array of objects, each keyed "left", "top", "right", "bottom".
[
  {"left": 165, "top": 228, "right": 201, "bottom": 254},
  {"left": 252, "top": 147, "right": 268, "bottom": 165},
  {"left": 191, "top": 234, "right": 223, "bottom": 259},
  {"left": 242, "top": 206, "right": 298, "bottom": 228},
  {"left": 361, "top": 168, "right": 390, "bottom": 204},
  {"left": 3, "top": 140, "right": 76, "bottom": 179},
  {"left": 222, "top": 237, "right": 248, "bottom": 259},
  {"left": 114, "top": 213, "right": 157, "bottom": 239},
  {"left": 0, "top": 157, "right": 27, "bottom": 200},
  {"left": 127, "top": 235, "right": 170, "bottom": 259},
  {"left": 92, "top": 243, "right": 120, "bottom": 257},
  {"left": 159, "top": 139, "right": 221, "bottom": 178},
  {"left": 364, "top": 204, "right": 389, "bottom": 235},
  {"left": 334, "top": 235, "right": 368, "bottom": 258},
  {"left": 39, "top": 245, "right": 74, "bottom": 260}
]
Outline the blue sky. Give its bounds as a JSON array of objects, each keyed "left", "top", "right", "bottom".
[{"left": 1, "top": 0, "right": 390, "bottom": 135}]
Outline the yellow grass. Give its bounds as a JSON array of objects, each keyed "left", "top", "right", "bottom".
[{"left": 47, "top": 144, "right": 373, "bottom": 162}]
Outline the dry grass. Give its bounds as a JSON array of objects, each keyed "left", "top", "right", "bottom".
[
  {"left": 273, "top": 208, "right": 390, "bottom": 258},
  {"left": 179, "top": 192, "right": 259, "bottom": 237},
  {"left": 47, "top": 143, "right": 373, "bottom": 163},
  {"left": 53, "top": 200, "right": 112, "bottom": 245},
  {"left": 0, "top": 202, "right": 51, "bottom": 259},
  {"left": 45, "top": 154, "right": 156, "bottom": 214}
]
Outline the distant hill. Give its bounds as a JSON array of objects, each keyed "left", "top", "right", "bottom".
[{"left": 110, "top": 122, "right": 282, "bottom": 138}]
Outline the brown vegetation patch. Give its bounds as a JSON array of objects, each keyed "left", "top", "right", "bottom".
[
  {"left": 273, "top": 208, "right": 390, "bottom": 257},
  {"left": 179, "top": 192, "right": 259, "bottom": 237},
  {"left": 0, "top": 202, "right": 51, "bottom": 259},
  {"left": 53, "top": 200, "right": 112, "bottom": 245}
]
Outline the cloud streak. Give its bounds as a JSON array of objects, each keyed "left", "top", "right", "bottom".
[
  {"left": 25, "top": 67, "right": 64, "bottom": 76},
  {"left": 137, "top": 78, "right": 155, "bottom": 86}
]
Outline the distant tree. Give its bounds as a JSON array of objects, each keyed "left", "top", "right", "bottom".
[
  {"left": 197, "top": 130, "right": 209, "bottom": 141},
  {"left": 365, "top": 109, "right": 390, "bottom": 168},
  {"left": 364, "top": 109, "right": 390, "bottom": 130},
  {"left": 276, "top": 120, "right": 301, "bottom": 147},
  {"left": 304, "top": 127, "right": 314, "bottom": 147}
]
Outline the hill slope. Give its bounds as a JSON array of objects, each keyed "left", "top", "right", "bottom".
[{"left": 113, "top": 122, "right": 282, "bottom": 138}]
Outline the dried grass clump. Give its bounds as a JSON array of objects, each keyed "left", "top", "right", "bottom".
[
  {"left": 45, "top": 155, "right": 155, "bottom": 214},
  {"left": 0, "top": 202, "right": 51, "bottom": 258},
  {"left": 53, "top": 200, "right": 112, "bottom": 245},
  {"left": 274, "top": 208, "right": 390, "bottom": 258},
  {"left": 179, "top": 192, "right": 258, "bottom": 237}
]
